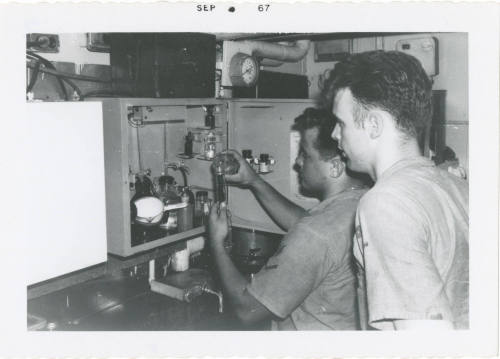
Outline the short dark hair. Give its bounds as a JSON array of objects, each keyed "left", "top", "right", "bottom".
[
  {"left": 292, "top": 107, "right": 339, "bottom": 160},
  {"left": 321, "top": 50, "right": 433, "bottom": 139}
]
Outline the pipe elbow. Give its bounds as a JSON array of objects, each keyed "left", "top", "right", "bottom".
[{"left": 247, "top": 39, "right": 311, "bottom": 63}]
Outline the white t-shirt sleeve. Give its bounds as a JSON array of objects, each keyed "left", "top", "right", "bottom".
[{"left": 357, "top": 191, "right": 454, "bottom": 329}]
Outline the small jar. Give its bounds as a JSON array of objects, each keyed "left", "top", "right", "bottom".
[
  {"left": 241, "top": 149, "right": 253, "bottom": 167},
  {"left": 259, "top": 153, "right": 270, "bottom": 173}
]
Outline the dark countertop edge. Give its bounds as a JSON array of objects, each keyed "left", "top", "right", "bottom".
[
  {"left": 27, "top": 263, "right": 107, "bottom": 300},
  {"left": 27, "top": 234, "right": 197, "bottom": 300}
]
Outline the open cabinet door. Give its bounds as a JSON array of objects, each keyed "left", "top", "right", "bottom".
[
  {"left": 228, "top": 99, "right": 318, "bottom": 234},
  {"left": 25, "top": 102, "right": 107, "bottom": 285}
]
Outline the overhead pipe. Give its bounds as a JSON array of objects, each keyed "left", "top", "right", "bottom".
[
  {"left": 239, "top": 40, "right": 311, "bottom": 67},
  {"left": 259, "top": 58, "right": 287, "bottom": 67}
]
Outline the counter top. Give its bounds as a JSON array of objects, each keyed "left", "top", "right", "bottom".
[
  {"left": 27, "top": 244, "right": 270, "bottom": 331},
  {"left": 28, "top": 238, "right": 186, "bottom": 300},
  {"left": 28, "top": 271, "right": 251, "bottom": 331},
  {"left": 27, "top": 227, "right": 279, "bottom": 331}
]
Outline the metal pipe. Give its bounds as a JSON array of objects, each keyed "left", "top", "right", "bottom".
[
  {"left": 243, "top": 40, "right": 311, "bottom": 63},
  {"left": 259, "top": 58, "right": 287, "bottom": 67}
]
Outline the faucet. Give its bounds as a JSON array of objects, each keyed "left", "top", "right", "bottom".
[
  {"left": 183, "top": 284, "right": 224, "bottom": 313},
  {"left": 202, "top": 286, "right": 224, "bottom": 314},
  {"left": 165, "top": 161, "right": 191, "bottom": 187}
]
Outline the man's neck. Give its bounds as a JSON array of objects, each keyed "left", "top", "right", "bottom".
[{"left": 373, "top": 139, "right": 421, "bottom": 181}]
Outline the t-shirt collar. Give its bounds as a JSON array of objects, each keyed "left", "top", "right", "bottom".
[{"left": 378, "top": 156, "right": 434, "bottom": 182}]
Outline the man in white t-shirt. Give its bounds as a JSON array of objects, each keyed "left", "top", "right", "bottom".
[{"left": 324, "top": 50, "right": 469, "bottom": 330}]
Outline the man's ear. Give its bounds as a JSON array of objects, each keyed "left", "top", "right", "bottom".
[
  {"left": 365, "top": 111, "right": 385, "bottom": 139},
  {"left": 329, "top": 157, "right": 345, "bottom": 178}
]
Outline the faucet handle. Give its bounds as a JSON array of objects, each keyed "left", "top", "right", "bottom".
[{"left": 183, "top": 284, "right": 204, "bottom": 303}]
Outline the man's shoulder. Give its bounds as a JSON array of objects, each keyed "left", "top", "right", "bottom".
[
  {"left": 308, "top": 189, "right": 365, "bottom": 221},
  {"left": 291, "top": 190, "right": 364, "bottom": 242},
  {"left": 366, "top": 161, "right": 468, "bottom": 208},
  {"left": 357, "top": 184, "right": 410, "bottom": 216}
]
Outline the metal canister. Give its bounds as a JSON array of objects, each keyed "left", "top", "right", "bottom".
[{"left": 177, "top": 187, "right": 194, "bottom": 232}]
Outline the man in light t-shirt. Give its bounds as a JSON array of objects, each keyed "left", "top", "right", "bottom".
[
  {"left": 324, "top": 50, "right": 469, "bottom": 330},
  {"left": 208, "top": 108, "right": 368, "bottom": 330}
]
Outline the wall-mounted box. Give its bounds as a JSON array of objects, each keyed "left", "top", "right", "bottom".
[
  {"left": 314, "top": 39, "right": 352, "bottom": 62},
  {"left": 108, "top": 33, "right": 216, "bottom": 98},
  {"left": 86, "top": 33, "right": 111, "bottom": 53},
  {"left": 27, "top": 33, "right": 60, "bottom": 53},
  {"left": 396, "top": 36, "right": 438, "bottom": 76}
]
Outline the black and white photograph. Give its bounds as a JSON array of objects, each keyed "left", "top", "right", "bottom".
[{"left": 1, "top": 2, "right": 498, "bottom": 358}]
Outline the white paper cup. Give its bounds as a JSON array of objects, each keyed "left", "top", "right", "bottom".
[{"left": 171, "top": 248, "right": 189, "bottom": 272}]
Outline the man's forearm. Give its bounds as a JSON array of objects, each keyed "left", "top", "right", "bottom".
[
  {"left": 250, "top": 177, "right": 307, "bottom": 231},
  {"left": 211, "top": 244, "right": 249, "bottom": 307},
  {"left": 210, "top": 242, "right": 272, "bottom": 325}
]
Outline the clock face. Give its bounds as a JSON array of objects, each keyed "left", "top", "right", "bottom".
[
  {"left": 241, "top": 57, "right": 258, "bottom": 85},
  {"left": 229, "top": 53, "right": 259, "bottom": 87}
]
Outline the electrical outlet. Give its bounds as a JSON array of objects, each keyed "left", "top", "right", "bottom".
[
  {"left": 86, "top": 33, "right": 110, "bottom": 53},
  {"left": 27, "top": 33, "right": 60, "bottom": 53}
]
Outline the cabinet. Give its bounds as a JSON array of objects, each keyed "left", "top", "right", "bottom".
[
  {"left": 99, "top": 98, "right": 227, "bottom": 257},
  {"left": 98, "top": 98, "right": 317, "bottom": 256}
]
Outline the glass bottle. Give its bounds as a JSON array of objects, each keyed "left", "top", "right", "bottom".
[
  {"left": 214, "top": 163, "right": 226, "bottom": 203},
  {"left": 195, "top": 191, "right": 208, "bottom": 227},
  {"left": 205, "top": 105, "right": 215, "bottom": 129},
  {"left": 204, "top": 132, "right": 217, "bottom": 159},
  {"left": 184, "top": 131, "right": 194, "bottom": 157}
]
